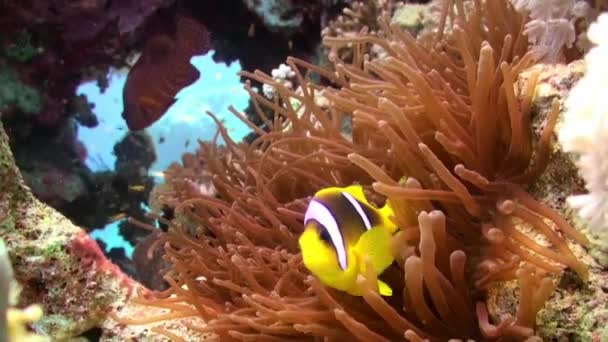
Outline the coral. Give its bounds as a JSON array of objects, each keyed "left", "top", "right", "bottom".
[
  {"left": 0, "top": 120, "right": 122, "bottom": 337},
  {"left": 242, "top": 0, "right": 305, "bottom": 33},
  {"left": 115, "top": 0, "right": 591, "bottom": 340},
  {"left": 321, "top": 0, "right": 392, "bottom": 38},
  {"left": 513, "top": 0, "right": 586, "bottom": 60},
  {"left": 321, "top": 0, "right": 396, "bottom": 62},
  {"left": 21, "top": 165, "right": 87, "bottom": 206},
  {"left": 0, "top": 0, "right": 174, "bottom": 129},
  {"left": 151, "top": 147, "right": 216, "bottom": 211},
  {"left": 70, "top": 94, "right": 97, "bottom": 128},
  {"left": 5, "top": 118, "right": 92, "bottom": 211},
  {"left": 110, "top": 0, "right": 175, "bottom": 34},
  {"left": 523, "top": 61, "right": 586, "bottom": 218},
  {"left": 114, "top": 131, "right": 157, "bottom": 180},
  {"left": 0, "top": 66, "right": 42, "bottom": 115},
  {"left": 390, "top": 3, "right": 435, "bottom": 36},
  {"left": 320, "top": 1, "right": 441, "bottom": 66},
  {"left": 558, "top": 13, "right": 608, "bottom": 235},
  {"left": 131, "top": 231, "right": 170, "bottom": 291},
  {"left": 0, "top": 121, "right": 204, "bottom": 340},
  {"left": 241, "top": 0, "right": 343, "bottom": 35},
  {"left": 262, "top": 63, "right": 297, "bottom": 98},
  {"left": 3, "top": 30, "right": 41, "bottom": 63},
  {"left": 512, "top": 0, "right": 607, "bottom": 62}
]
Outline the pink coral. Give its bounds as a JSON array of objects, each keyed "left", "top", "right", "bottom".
[{"left": 68, "top": 231, "right": 146, "bottom": 297}]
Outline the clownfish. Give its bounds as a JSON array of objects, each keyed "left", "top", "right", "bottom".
[{"left": 298, "top": 185, "right": 398, "bottom": 296}]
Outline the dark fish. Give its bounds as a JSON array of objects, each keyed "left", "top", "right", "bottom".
[{"left": 122, "top": 16, "right": 210, "bottom": 131}]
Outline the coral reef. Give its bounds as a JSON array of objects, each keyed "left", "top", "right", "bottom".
[
  {"left": 0, "top": 238, "right": 49, "bottom": 342},
  {"left": 2, "top": 0, "right": 608, "bottom": 341},
  {"left": 242, "top": 0, "right": 317, "bottom": 33},
  {"left": 112, "top": 0, "right": 602, "bottom": 340},
  {"left": 321, "top": 1, "right": 441, "bottom": 61},
  {"left": 0, "top": 66, "right": 42, "bottom": 116},
  {"left": 513, "top": 0, "right": 608, "bottom": 63},
  {"left": 513, "top": 0, "right": 591, "bottom": 62},
  {"left": 484, "top": 57, "right": 608, "bottom": 340},
  {"left": 0, "top": 120, "right": 212, "bottom": 339},
  {"left": 1, "top": 0, "right": 335, "bottom": 267},
  {"left": 0, "top": 0, "right": 175, "bottom": 128},
  {"left": 0, "top": 120, "right": 126, "bottom": 337},
  {"left": 0, "top": 0, "right": 175, "bottom": 266}
]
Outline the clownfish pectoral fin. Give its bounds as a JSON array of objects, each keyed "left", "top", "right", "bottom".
[
  {"left": 355, "top": 227, "right": 394, "bottom": 279},
  {"left": 379, "top": 200, "right": 398, "bottom": 234},
  {"left": 378, "top": 279, "right": 393, "bottom": 296}
]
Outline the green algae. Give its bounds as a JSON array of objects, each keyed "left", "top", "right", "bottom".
[
  {"left": 40, "top": 240, "right": 67, "bottom": 260},
  {"left": 0, "top": 215, "right": 15, "bottom": 233},
  {"left": 390, "top": 4, "right": 431, "bottom": 34},
  {"left": 3, "top": 30, "right": 41, "bottom": 63},
  {"left": 0, "top": 67, "right": 42, "bottom": 115},
  {"left": 0, "top": 122, "right": 127, "bottom": 339},
  {"left": 580, "top": 308, "right": 608, "bottom": 341}
]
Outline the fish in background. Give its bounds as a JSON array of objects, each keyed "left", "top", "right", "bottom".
[
  {"left": 122, "top": 16, "right": 210, "bottom": 131},
  {"left": 299, "top": 185, "right": 398, "bottom": 296}
]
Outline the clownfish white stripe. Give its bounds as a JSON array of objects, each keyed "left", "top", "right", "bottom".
[
  {"left": 341, "top": 191, "right": 372, "bottom": 230},
  {"left": 304, "top": 199, "right": 348, "bottom": 270}
]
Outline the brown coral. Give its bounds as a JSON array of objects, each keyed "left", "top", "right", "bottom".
[{"left": 114, "top": 0, "right": 589, "bottom": 340}]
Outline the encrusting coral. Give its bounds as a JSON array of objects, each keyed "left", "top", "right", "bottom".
[
  {"left": 0, "top": 120, "right": 210, "bottom": 340},
  {"left": 115, "top": 0, "right": 591, "bottom": 340}
]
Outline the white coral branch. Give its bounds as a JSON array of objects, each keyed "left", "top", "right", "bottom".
[{"left": 559, "top": 13, "right": 608, "bottom": 233}]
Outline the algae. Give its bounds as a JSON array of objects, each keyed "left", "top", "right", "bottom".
[
  {"left": 3, "top": 31, "right": 41, "bottom": 63},
  {"left": 0, "top": 67, "right": 42, "bottom": 115}
]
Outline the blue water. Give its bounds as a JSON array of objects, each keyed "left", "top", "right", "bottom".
[{"left": 77, "top": 51, "right": 251, "bottom": 256}]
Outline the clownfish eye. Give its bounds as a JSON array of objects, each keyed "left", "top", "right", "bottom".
[{"left": 319, "top": 227, "right": 332, "bottom": 243}]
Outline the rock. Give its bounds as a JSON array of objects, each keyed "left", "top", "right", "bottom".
[
  {"left": 486, "top": 60, "right": 608, "bottom": 341},
  {"left": 0, "top": 121, "right": 205, "bottom": 340}
]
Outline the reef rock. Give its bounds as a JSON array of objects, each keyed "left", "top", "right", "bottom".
[
  {"left": 0, "top": 122, "right": 205, "bottom": 340},
  {"left": 486, "top": 60, "right": 608, "bottom": 341}
]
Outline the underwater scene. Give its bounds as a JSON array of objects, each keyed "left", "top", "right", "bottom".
[{"left": 2, "top": 0, "right": 608, "bottom": 341}]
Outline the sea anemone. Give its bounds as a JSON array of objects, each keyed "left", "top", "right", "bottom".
[{"left": 115, "top": 0, "right": 589, "bottom": 340}]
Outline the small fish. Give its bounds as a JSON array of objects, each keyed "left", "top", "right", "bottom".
[
  {"left": 149, "top": 170, "right": 165, "bottom": 179},
  {"left": 298, "top": 185, "right": 398, "bottom": 296},
  {"left": 129, "top": 185, "right": 146, "bottom": 192},
  {"left": 109, "top": 213, "right": 127, "bottom": 222}
]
